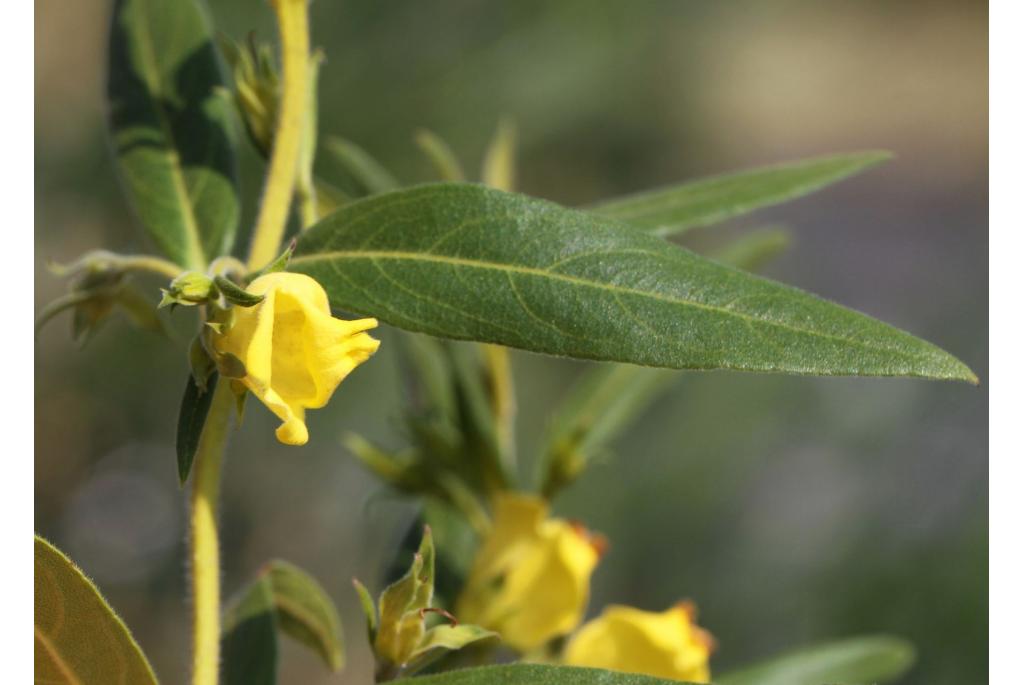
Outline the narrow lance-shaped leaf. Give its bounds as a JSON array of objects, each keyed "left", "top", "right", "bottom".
[
  {"left": 588, "top": 152, "right": 890, "bottom": 237},
  {"left": 177, "top": 372, "right": 218, "bottom": 485},
  {"left": 717, "top": 635, "right": 916, "bottom": 685},
  {"left": 290, "top": 183, "right": 976, "bottom": 383},
  {"left": 108, "top": 0, "right": 239, "bottom": 269},
  {"left": 392, "top": 664, "right": 701, "bottom": 685},
  {"left": 35, "top": 535, "right": 159, "bottom": 685}
]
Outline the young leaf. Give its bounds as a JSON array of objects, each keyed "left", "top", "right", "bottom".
[
  {"left": 391, "top": 664, "right": 698, "bottom": 685},
  {"left": 588, "top": 152, "right": 890, "bottom": 237},
  {"left": 35, "top": 535, "right": 158, "bottom": 685},
  {"left": 222, "top": 575, "right": 278, "bottom": 685},
  {"left": 717, "top": 635, "right": 916, "bottom": 685},
  {"left": 265, "top": 560, "right": 345, "bottom": 671},
  {"left": 326, "top": 136, "right": 400, "bottom": 195},
  {"left": 541, "top": 363, "right": 675, "bottom": 497},
  {"left": 108, "top": 0, "right": 239, "bottom": 269},
  {"left": 177, "top": 372, "right": 219, "bottom": 485},
  {"left": 222, "top": 561, "right": 345, "bottom": 681},
  {"left": 481, "top": 118, "right": 516, "bottom": 191},
  {"left": 290, "top": 183, "right": 976, "bottom": 383},
  {"left": 415, "top": 130, "right": 467, "bottom": 182}
]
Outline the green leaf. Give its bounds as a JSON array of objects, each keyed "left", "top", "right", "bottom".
[
  {"left": 541, "top": 363, "right": 674, "bottom": 497},
  {"left": 326, "top": 136, "right": 400, "bottom": 195},
  {"left": 222, "top": 575, "right": 277, "bottom": 685},
  {"left": 589, "top": 152, "right": 890, "bottom": 237},
  {"left": 290, "top": 183, "right": 976, "bottom": 383},
  {"left": 222, "top": 560, "right": 345, "bottom": 681},
  {"left": 710, "top": 227, "right": 792, "bottom": 272},
  {"left": 35, "top": 535, "right": 158, "bottom": 685},
  {"left": 717, "top": 635, "right": 916, "bottom": 685},
  {"left": 176, "top": 372, "right": 218, "bottom": 485},
  {"left": 108, "top": 0, "right": 239, "bottom": 269},
  {"left": 265, "top": 560, "right": 345, "bottom": 671},
  {"left": 392, "top": 664, "right": 700, "bottom": 685}
]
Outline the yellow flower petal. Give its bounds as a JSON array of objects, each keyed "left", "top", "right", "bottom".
[
  {"left": 213, "top": 272, "right": 379, "bottom": 445},
  {"left": 564, "top": 603, "right": 714, "bottom": 683},
  {"left": 455, "top": 492, "right": 602, "bottom": 652}
]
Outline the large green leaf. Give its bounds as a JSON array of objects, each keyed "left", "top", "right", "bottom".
[
  {"left": 392, "top": 664, "right": 698, "bottom": 685},
  {"left": 589, "top": 152, "right": 889, "bottom": 237},
  {"left": 108, "top": 0, "right": 239, "bottom": 269},
  {"left": 290, "top": 184, "right": 975, "bottom": 382},
  {"left": 717, "top": 635, "right": 915, "bottom": 685},
  {"left": 35, "top": 535, "right": 158, "bottom": 685}
]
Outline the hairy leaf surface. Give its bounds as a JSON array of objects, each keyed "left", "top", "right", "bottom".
[
  {"left": 393, "top": 664, "right": 700, "bottom": 685},
  {"left": 35, "top": 536, "right": 158, "bottom": 685},
  {"left": 291, "top": 184, "right": 975, "bottom": 382}
]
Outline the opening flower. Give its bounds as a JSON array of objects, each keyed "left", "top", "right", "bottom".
[
  {"left": 455, "top": 492, "right": 605, "bottom": 652},
  {"left": 563, "top": 602, "right": 715, "bottom": 683},
  {"left": 212, "top": 272, "right": 379, "bottom": 445}
]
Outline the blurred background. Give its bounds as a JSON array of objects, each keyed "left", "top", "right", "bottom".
[{"left": 35, "top": 1, "right": 987, "bottom": 683}]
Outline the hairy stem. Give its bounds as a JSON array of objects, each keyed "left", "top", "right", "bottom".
[
  {"left": 190, "top": 381, "right": 234, "bottom": 685},
  {"left": 246, "top": 0, "right": 311, "bottom": 270}
]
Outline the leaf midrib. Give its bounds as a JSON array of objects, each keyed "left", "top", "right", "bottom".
[
  {"left": 290, "top": 248, "right": 930, "bottom": 366},
  {"left": 35, "top": 626, "right": 85, "bottom": 685},
  {"left": 132, "top": 4, "right": 207, "bottom": 270}
]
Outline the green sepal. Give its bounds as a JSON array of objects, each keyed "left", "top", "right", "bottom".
[
  {"left": 247, "top": 239, "right": 296, "bottom": 283},
  {"left": 214, "top": 275, "right": 265, "bottom": 307},
  {"left": 352, "top": 578, "right": 378, "bottom": 642}
]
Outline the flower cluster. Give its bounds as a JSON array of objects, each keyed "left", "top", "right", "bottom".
[{"left": 456, "top": 492, "right": 714, "bottom": 682}]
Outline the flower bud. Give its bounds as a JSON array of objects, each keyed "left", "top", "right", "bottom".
[{"left": 161, "top": 271, "right": 215, "bottom": 307}]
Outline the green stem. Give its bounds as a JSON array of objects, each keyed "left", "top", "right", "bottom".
[
  {"left": 190, "top": 381, "right": 234, "bottom": 685},
  {"left": 246, "top": 0, "right": 311, "bottom": 270}
]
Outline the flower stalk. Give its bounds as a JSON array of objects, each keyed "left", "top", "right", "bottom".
[
  {"left": 189, "top": 381, "right": 234, "bottom": 685},
  {"left": 247, "top": 0, "right": 311, "bottom": 270}
]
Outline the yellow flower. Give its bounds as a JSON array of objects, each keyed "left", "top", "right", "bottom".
[
  {"left": 564, "top": 603, "right": 715, "bottom": 683},
  {"left": 213, "top": 272, "right": 379, "bottom": 445},
  {"left": 455, "top": 492, "right": 604, "bottom": 652}
]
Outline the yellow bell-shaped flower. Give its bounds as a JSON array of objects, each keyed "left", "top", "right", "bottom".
[
  {"left": 455, "top": 492, "right": 604, "bottom": 653},
  {"left": 213, "top": 272, "right": 379, "bottom": 445},
  {"left": 564, "top": 602, "right": 714, "bottom": 683}
]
